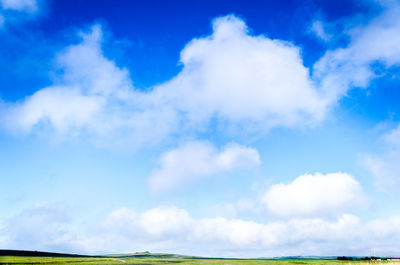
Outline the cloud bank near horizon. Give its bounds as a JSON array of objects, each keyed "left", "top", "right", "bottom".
[{"left": 1, "top": 202, "right": 400, "bottom": 258}]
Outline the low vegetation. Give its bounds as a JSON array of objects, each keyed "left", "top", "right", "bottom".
[{"left": 1, "top": 251, "right": 400, "bottom": 265}]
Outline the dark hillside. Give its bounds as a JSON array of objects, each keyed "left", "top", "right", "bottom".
[{"left": 0, "top": 249, "right": 96, "bottom": 257}]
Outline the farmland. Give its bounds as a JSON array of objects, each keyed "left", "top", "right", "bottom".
[{"left": 1, "top": 252, "right": 400, "bottom": 265}]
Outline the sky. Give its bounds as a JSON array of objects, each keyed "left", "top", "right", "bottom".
[{"left": 1, "top": 0, "right": 400, "bottom": 258}]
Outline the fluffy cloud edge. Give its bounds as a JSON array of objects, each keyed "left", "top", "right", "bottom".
[
  {"left": 2, "top": 3, "right": 400, "bottom": 151},
  {"left": 262, "top": 172, "right": 368, "bottom": 218},
  {"left": 148, "top": 141, "right": 261, "bottom": 194},
  {"left": 1, "top": 14, "right": 330, "bottom": 149}
]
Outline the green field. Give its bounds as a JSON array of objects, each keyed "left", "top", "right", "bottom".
[{"left": 1, "top": 256, "right": 400, "bottom": 265}]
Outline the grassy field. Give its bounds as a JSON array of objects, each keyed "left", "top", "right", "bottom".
[{"left": 1, "top": 256, "right": 400, "bottom": 265}]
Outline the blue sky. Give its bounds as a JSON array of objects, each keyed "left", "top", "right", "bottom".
[{"left": 1, "top": 0, "right": 400, "bottom": 258}]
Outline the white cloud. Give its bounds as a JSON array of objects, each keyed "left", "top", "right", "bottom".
[
  {"left": 153, "top": 15, "right": 327, "bottom": 129},
  {"left": 6, "top": 9, "right": 400, "bottom": 148},
  {"left": 262, "top": 172, "right": 367, "bottom": 218},
  {"left": 364, "top": 124, "right": 400, "bottom": 194},
  {"left": 1, "top": 15, "right": 330, "bottom": 148},
  {"left": 149, "top": 141, "right": 260, "bottom": 193},
  {"left": 2, "top": 6, "right": 400, "bottom": 148},
  {"left": 3, "top": 204, "right": 400, "bottom": 257},
  {"left": 3, "top": 24, "right": 179, "bottom": 149},
  {"left": 0, "top": 0, "right": 38, "bottom": 13},
  {"left": 0, "top": 203, "right": 78, "bottom": 253},
  {"left": 62, "top": 208, "right": 400, "bottom": 257},
  {"left": 0, "top": 0, "right": 40, "bottom": 27},
  {"left": 139, "top": 206, "right": 193, "bottom": 237},
  {"left": 9, "top": 87, "right": 103, "bottom": 132},
  {"left": 313, "top": 4, "right": 400, "bottom": 101}
]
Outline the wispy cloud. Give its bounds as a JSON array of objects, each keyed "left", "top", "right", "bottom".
[
  {"left": 364, "top": 124, "right": 400, "bottom": 195},
  {"left": 310, "top": 20, "right": 332, "bottom": 42},
  {"left": 0, "top": 0, "right": 38, "bottom": 13},
  {"left": 313, "top": 3, "right": 400, "bottom": 101},
  {"left": 0, "top": 0, "right": 40, "bottom": 26}
]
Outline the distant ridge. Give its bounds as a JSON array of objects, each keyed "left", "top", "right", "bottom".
[
  {"left": 0, "top": 249, "right": 98, "bottom": 257},
  {"left": 1, "top": 250, "right": 399, "bottom": 260},
  {"left": 104, "top": 252, "right": 231, "bottom": 259},
  {"left": 0, "top": 250, "right": 205, "bottom": 259}
]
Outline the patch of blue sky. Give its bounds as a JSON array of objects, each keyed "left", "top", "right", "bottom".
[{"left": 1, "top": 0, "right": 400, "bottom": 256}]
